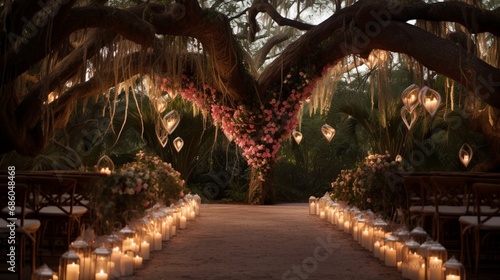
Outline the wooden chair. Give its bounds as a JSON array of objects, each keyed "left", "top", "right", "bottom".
[
  {"left": 29, "top": 176, "right": 87, "bottom": 252},
  {"left": 403, "top": 175, "right": 435, "bottom": 229},
  {"left": 429, "top": 176, "right": 471, "bottom": 244},
  {"left": 0, "top": 183, "right": 41, "bottom": 279},
  {"left": 459, "top": 182, "right": 500, "bottom": 276}
]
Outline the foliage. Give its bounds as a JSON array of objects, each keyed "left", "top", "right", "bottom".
[
  {"left": 330, "top": 152, "right": 405, "bottom": 218},
  {"left": 93, "top": 151, "right": 186, "bottom": 232}
]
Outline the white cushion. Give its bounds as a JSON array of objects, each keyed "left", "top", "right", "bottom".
[
  {"left": 421, "top": 205, "right": 436, "bottom": 214},
  {"left": 38, "top": 206, "right": 88, "bottom": 216},
  {"left": 436, "top": 205, "right": 468, "bottom": 215},
  {"left": 459, "top": 216, "right": 500, "bottom": 230},
  {"left": 0, "top": 218, "right": 41, "bottom": 233},
  {"left": 2, "top": 206, "right": 34, "bottom": 215}
]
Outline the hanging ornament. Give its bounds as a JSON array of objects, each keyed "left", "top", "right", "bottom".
[
  {"left": 401, "top": 84, "right": 420, "bottom": 113},
  {"left": 173, "top": 137, "right": 184, "bottom": 152},
  {"left": 155, "top": 120, "right": 168, "bottom": 148},
  {"left": 395, "top": 155, "right": 403, "bottom": 163},
  {"left": 321, "top": 124, "right": 336, "bottom": 142},
  {"left": 97, "top": 155, "right": 114, "bottom": 174},
  {"left": 292, "top": 131, "right": 303, "bottom": 145},
  {"left": 401, "top": 107, "right": 418, "bottom": 130},
  {"left": 153, "top": 97, "right": 167, "bottom": 113},
  {"left": 419, "top": 86, "right": 441, "bottom": 117},
  {"left": 162, "top": 110, "right": 181, "bottom": 134},
  {"left": 458, "top": 143, "right": 473, "bottom": 168}
]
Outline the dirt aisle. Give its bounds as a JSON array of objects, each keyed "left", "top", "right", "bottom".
[{"left": 130, "top": 203, "right": 402, "bottom": 280}]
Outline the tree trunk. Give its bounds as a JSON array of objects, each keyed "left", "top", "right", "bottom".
[{"left": 247, "top": 167, "right": 276, "bottom": 205}]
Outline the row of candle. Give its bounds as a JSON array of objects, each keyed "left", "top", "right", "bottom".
[
  {"left": 33, "top": 196, "right": 202, "bottom": 280},
  {"left": 309, "top": 195, "right": 466, "bottom": 280}
]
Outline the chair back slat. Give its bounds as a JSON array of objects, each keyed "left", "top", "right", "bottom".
[
  {"left": 473, "top": 183, "right": 500, "bottom": 224},
  {"left": 28, "top": 176, "right": 77, "bottom": 216}
]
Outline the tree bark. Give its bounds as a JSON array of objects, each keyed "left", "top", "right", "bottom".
[{"left": 247, "top": 167, "right": 276, "bottom": 205}]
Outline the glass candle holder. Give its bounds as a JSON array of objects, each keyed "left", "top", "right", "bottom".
[
  {"left": 70, "top": 240, "right": 91, "bottom": 280},
  {"left": 372, "top": 219, "right": 388, "bottom": 254},
  {"left": 401, "top": 239, "right": 421, "bottom": 279},
  {"left": 92, "top": 246, "right": 111, "bottom": 279},
  {"left": 427, "top": 244, "right": 447, "bottom": 280},
  {"left": 32, "top": 264, "right": 57, "bottom": 280},
  {"left": 443, "top": 256, "right": 465, "bottom": 280},
  {"left": 384, "top": 236, "right": 398, "bottom": 267},
  {"left": 59, "top": 249, "right": 80, "bottom": 280}
]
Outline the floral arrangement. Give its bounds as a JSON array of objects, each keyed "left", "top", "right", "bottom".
[
  {"left": 94, "top": 151, "right": 185, "bottom": 231},
  {"left": 330, "top": 152, "right": 406, "bottom": 217},
  {"left": 168, "top": 66, "right": 324, "bottom": 180}
]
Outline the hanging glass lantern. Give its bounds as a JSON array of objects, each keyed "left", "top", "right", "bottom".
[
  {"left": 458, "top": 143, "right": 473, "bottom": 168},
  {"left": 59, "top": 249, "right": 80, "bottom": 280},
  {"left": 153, "top": 97, "right": 167, "bottom": 113},
  {"left": 162, "top": 110, "right": 181, "bottom": 134},
  {"left": 401, "top": 84, "right": 420, "bottom": 113},
  {"left": 395, "top": 154, "right": 403, "bottom": 163},
  {"left": 173, "top": 137, "right": 184, "bottom": 152},
  {"left": 321, "top": 124, "right": 336, "bottom": 142},
  {"left": 97, "top": 155, "right": 114, "bottom": 174},
  {"left": 419, "top": 86, "right": 441, "bottom": 117},
  {"left": 92, "top": 246, "right": 111, "bottom": 279},
  {"left": 155, "top": 119, "right": 169, "bottom": 147},
  {"left": 70, "top": 239, "right": 91, "bottom": 280},
  {"left": 401, "top": 106, "right": 418, "bottom": 130},
  {"left": 292, "top": 130, "right": 303, "bottom": 145},
  {"left": 32, "top": 264, "right": 57, "bottom": 280},
  {"left": 443, "top": 256, "right": 465, "bottom": 280}
]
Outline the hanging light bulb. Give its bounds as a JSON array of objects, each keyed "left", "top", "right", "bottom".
[
  {"left": 401, "top": 107, "right": 418, "bottom": 130},
  {"left": 419, "top": 86, "right": 441, "bottom": 117},
  {"left": 173, "top": 137, "right": 184, "bottom": 152},
  {"left": 292, "top": 131, "right": 303, "bottom": 145},
  {"left": 162, "top": 110, "right": 181, "bottom": 134},
  {"left": 401, "top": 84, "right": 420, "bottom": 113},
  {"left": 459, "top": 143, "right": 473, "bottom": 168},
  {"left": 321, "top": 124, "right": 336, "bottom": 142}
]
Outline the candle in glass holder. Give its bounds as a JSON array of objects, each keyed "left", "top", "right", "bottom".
[
  {"left": 374, "top": 240, "right": 380, "bottom": 259},
  {"left": 446, "top": 275, "right": 460, "bottom": 280},
  {"left": 385, "top": 247, "right": 397, "bottom": 267},
  {"left": 154, "top": 232, "right": 162, "bottom": 251},
  {"left": 120, "top": 254, "right": 134, "bottom": 276},
  {"left": 180, "top": 216, "right": 187, "bottom": 229}
]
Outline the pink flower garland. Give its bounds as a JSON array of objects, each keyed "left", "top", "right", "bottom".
[{"left": 164, "top": 70, "right": 322, "bottom": 180}]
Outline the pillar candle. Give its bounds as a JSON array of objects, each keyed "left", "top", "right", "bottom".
[
  {"left": 373, "top": 241, "right": 380, "bottom": 259},
  {"left": 384, "top": 247, "right": 397, "bottom": 267},
  {"left": 140, "top": 241, "right": 150, "bottom": 260},
  {"left": 379, "top": 245, "right": 386, "bottom": 261},
  {"left": 446, "top": 275, "right": 460, "bottom": 280},
  {"left": 95, "top": 269, "right": 108, "bottom": 280},
  {"left": 134, "top": 255, "right": 143, "bottom": 269},
  {"left": 309, "top": 202, "right": 316, "bottom": 215},
  {"left": 190, "top": 210, "right": 196, "bottom": 220},
  {"left": 81, "top": 257, "right": 92, "bottom": 280},
  {"left": 66, "top": 262, "right": 79, "bottom": 280},
  {"left": 180, "top": 216, "right": 187, "bottom": 229},
  {"left": 111, "top": 247, "right": 121, "bottom": 277},
  {"left": 154, "top": 232, "right": 162, "bottom": 251},
  {"left": 162, "top": 221, "right": 168, "bottom": 241},
  {"left": 320, "top": 210, "right": 326, "bottom": 220},
  {"left": 120, "top": 254, "right": 134, "bottom": 276},
  {"left": 419, "top": 264, "right": 426, "bottom": 280},
  {"left": 429, "top": 257, "right": 443, "bottom": 280}
]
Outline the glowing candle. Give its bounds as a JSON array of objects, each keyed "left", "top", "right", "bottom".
[
  {"left": 385, "top": 247, "right": 397, "bottom": 267},
  {"left": 95, "top": 269, "right": 108, "bottom": 280},
  {"left": 66, "top": 262, "right": 79, "bottom": 280},
  {"left": 140, "top": 241, "right": 150, "bottom": 260},
  {"left": 446, "top": 275, "right": 460, "bottom": 280},
  {"left": 374, "top": 241, "right": 380, "bottom": 259},
  {"left": 154, "top": 232, "right": 162, "bottom": 251},
  {"left": 180, "top": 216, "right": 187, "bottom": 229},
  {"left": 429, "top": 257, "right": 443, "bottom": 280}
]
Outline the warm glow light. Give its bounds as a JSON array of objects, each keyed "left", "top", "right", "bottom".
[
  {"left": 97, "top": 155, "right": 114, "bottom": 174},
  {"left": 47, "top": 91, "right": 59, "bottom": 104},
  {"left": 163, "top": 110, "right": 181, "bottom": 134},
  {"left": 153, "top": 97, "right": 167, "bottom": 113},
  {"left": 292, "top": 131, "right": 303, "bottom": 145},
  {"left": 459, "top": 143, "right": 473, "bottom": 167},
  {"left": 419, "top": 86, "right": 441, "bottom": 117},
  {"left": 321, "top": 124, "right": 336, "bottom": 142},
  {"left": 401, "top": 84, "right": 420, "bottom": 113},
  {"left": 173, "top": 137, "right": 184, "bottom": 152},
  {"left": 395, "top": 155, "right": 402, "bottom": 162}
]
